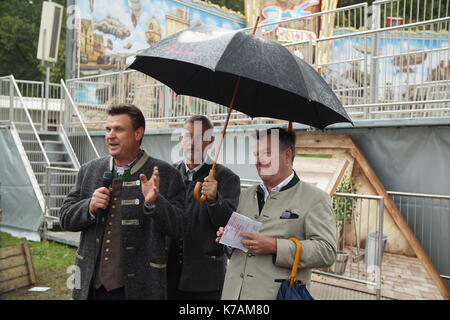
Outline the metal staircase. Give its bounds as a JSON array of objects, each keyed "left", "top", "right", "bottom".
[{"left": 0, "top": 75, "right": 98, "bottom": 230}]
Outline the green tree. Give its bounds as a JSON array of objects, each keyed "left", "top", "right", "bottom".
[
  {"left": 0, "top": 0, "right": 66, "bottom": 82},
  {"left": 200, "top": 0, "right": 245, "bottom": 15}
]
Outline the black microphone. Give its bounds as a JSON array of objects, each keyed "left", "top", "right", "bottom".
[
  {"left": 96, "top": 172, "right": 113, "bottom": 223},
  {"left": 102, "top": 171, "right": 113, "bottom": 189}
]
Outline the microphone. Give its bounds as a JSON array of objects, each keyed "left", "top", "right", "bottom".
[
  {"left": 96, "top": 172, "right": 113, "bottom": 222},
  {"left": 102, "top": 171, "right": 113, "bottom": 189}
]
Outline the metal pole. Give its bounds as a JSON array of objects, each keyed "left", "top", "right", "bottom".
[
  {"left": 369, "top": 3, "right": 380, "bottom": 120},
  {"left": 45, "top": 167, "right": 51, "bottom": 224},
  {"left": 9, "top": 76, "right": 14, "bottom": 124},
  {"left": 376, "top": 196, "right": 384, "bottom": 300},
  {"left": 45, "top": 65, "right": 50, "bottom": 131}
]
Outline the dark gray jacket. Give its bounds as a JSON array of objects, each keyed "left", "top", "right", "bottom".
[
  {"left": 171, "top": 161, "right": 240, "bottom": 291},
  {"left": 59, "top": 152, "right": 187, "bottom": 300}
]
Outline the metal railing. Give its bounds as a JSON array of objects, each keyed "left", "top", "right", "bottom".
[
  {"left": 64, "top": 70, "right": 264, "bottom": 130},
  {"left": 60, "top": 79, "right": 100, "bottom": 165},
  {"left": 62, "top": 18, "right": 450, "bottom": 128},
  {"left": 44, "top": 166, "right": 78, "bottom": 221},
  {"left": 388, "top": 191, "right": 450, "bottom": 282},
  {"left": 13, "top": 80, "right": 62, "bottom": 131},
  {"left": 240, "top": 179, "right": 385, "bottom": 299},
  {"left": 373, "top": 0, "right": 450, "bottom": 29},
  {"left": 0, "top": 75, "right": 50, "bottom": 178},
  {"left": 284, "top": 17, "right": 450, "bottom": 120}
]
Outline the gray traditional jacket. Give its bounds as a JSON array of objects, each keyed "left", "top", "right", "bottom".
[
  {"left": 170, "top": 161, "right": 240, "bottom": 292},
  {"left": 59, "top": 151, "right": 187, "bottom": 300}
]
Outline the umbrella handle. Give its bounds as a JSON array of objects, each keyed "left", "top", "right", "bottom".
[
  {"left": 288, "top": 237, "right": 303, "bottom": 288},
  {"left": 193, "top": 167, "right": 216, "bottom": 202}
]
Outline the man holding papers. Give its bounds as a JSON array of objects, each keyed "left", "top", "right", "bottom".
[{"left": 217, "top": 128, "right": 336, "bottom": 300}]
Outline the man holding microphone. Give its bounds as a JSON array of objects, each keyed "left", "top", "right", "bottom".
[{"left": 59, "top": 104, "right": 187, "bottom": 300}]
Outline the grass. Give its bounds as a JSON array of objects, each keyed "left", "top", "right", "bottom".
[{"left": 0, "top": 232, "right": 77, "bottom": 300}]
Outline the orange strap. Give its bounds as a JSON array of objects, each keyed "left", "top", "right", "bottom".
[{"left": 288, "top": 237, "right": 303, "bottom": 288}]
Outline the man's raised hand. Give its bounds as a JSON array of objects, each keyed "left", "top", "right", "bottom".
[{"left": 140, "top": 166, "right": 160, "bottom": 206}]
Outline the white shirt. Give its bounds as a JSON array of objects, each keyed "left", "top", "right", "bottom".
[
  {"left": 184, "top": 161, "right": 205, "bottom": 181},
  {"left": 259, "top": 171, "right": 295, "bottom": 202}
]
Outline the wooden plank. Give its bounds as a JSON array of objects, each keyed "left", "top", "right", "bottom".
[
  {"left": 22, "top": 243, "right": 36, "bottom": 284},
  {"left": 0, "top": 245, "right": 23, "bottom": 260},
  {"left": 0, "top": 275, "right": 31, "bottom": 294},
  {"left": 328, "top": 159, "right": 349, "bottom": 196},
  {"left": 296, "top": 134, "right": 355, "bottom": 149},
  {"left": 0, "top": 244, "right": 36, "bottom": 294},
  {"left": 0, "top": 255, "right": 26, "bottom": 270},
  {"left": 0, "top": 265, "right": 28, "bottom": 282},
  {"left": 293, "top": 158, "right": 348, "bottom": 196}
]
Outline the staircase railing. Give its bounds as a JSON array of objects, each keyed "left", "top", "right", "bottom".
[
  {"left": 44, "top": 166, "right": 79, "bottom": 222},
  {"left": 0, "top": 75, "right": 50, "bottom": 167},
  {"left": 60, "top": 79, "right": 100, "bottom": 165}
]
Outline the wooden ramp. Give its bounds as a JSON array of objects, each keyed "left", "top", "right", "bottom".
[{"left": 296, "top": 133, "right": 450, "bottom": 300}]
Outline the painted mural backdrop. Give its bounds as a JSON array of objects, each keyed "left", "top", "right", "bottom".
[{"left": 75, "top": 0, "right": 245, "bottom": 76}]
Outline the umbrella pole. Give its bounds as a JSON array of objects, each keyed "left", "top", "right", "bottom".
[
  {"left": 193, "top": 77, "right": 241, "bottom": 202},
  {"left": 193, "top": 16, "right": 261, "bottom": 202}
]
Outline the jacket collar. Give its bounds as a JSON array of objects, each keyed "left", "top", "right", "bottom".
[
  {"left": 109, "top": 150, "right": 149, "bottom": 175},
  {"left": 256, "top": 171, "right": 300, "bottom": 198},
  {"left": 177, "top": 156, "right": 213, "bottom": 181}
]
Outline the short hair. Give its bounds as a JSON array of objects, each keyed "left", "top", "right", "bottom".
[
  {"left": 256, "top": 127, "right": 296, "bottom": 162},
  {"left": 184, "top": 115, "right": 213, "bottom": 131},
  {"left": 107, "top": 104, "right": 145, "bottom": 131},
  {"left": 107, "top": 104, "right": 145, "bottom": 144}
]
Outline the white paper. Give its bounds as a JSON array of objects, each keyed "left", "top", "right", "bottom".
[
  {"left": 28, "top": 287, "right": 50, "bottom": 292},
  {"left": 219, "top": 212, "right": 262, "bottom": 252}
]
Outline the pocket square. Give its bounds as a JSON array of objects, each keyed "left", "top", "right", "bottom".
[{"left": 280, "top": 211, "right": 299, "bottom": 219}]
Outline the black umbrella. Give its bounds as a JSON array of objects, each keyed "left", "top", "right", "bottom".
[
  {"left": 129, "top": 25, "right": 352, "bottom": 129},
  {"left": 129, "top": 22, "right": 352, "bottom": 201}
]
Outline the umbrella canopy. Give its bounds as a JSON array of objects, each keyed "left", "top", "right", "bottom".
[{"left": 129, "top": 25, "right": 352, "bottom": 129}]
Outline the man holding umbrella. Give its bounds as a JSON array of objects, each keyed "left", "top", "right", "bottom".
[
  {"left": 216, "top": 127, "right": 337, "bottom": 300},
  {"left": 167, "top": 115, "right": 240, "bottom": 300}
]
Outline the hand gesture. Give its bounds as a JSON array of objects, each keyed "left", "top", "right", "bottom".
[
  {"left": 140, "top": 166, "right": 159, "bottom": 206},
  {"left": 202, "top": 175, "right": 218, "bottom": 201},
  {"left": 89, "top": 187, "right": 110, "bottom": 214}
]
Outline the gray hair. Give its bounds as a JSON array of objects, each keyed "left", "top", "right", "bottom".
[{"left": 184, "top": 115, "right": 213, "bottom": 130}]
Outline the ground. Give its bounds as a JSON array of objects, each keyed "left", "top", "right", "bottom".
[{"left": 0, "top": 232, "right": 76, "bottom": 300}]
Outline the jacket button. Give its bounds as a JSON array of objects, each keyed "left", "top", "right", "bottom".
[{"left": 240, "top": 273, "right": 244, "bottom": 278}]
